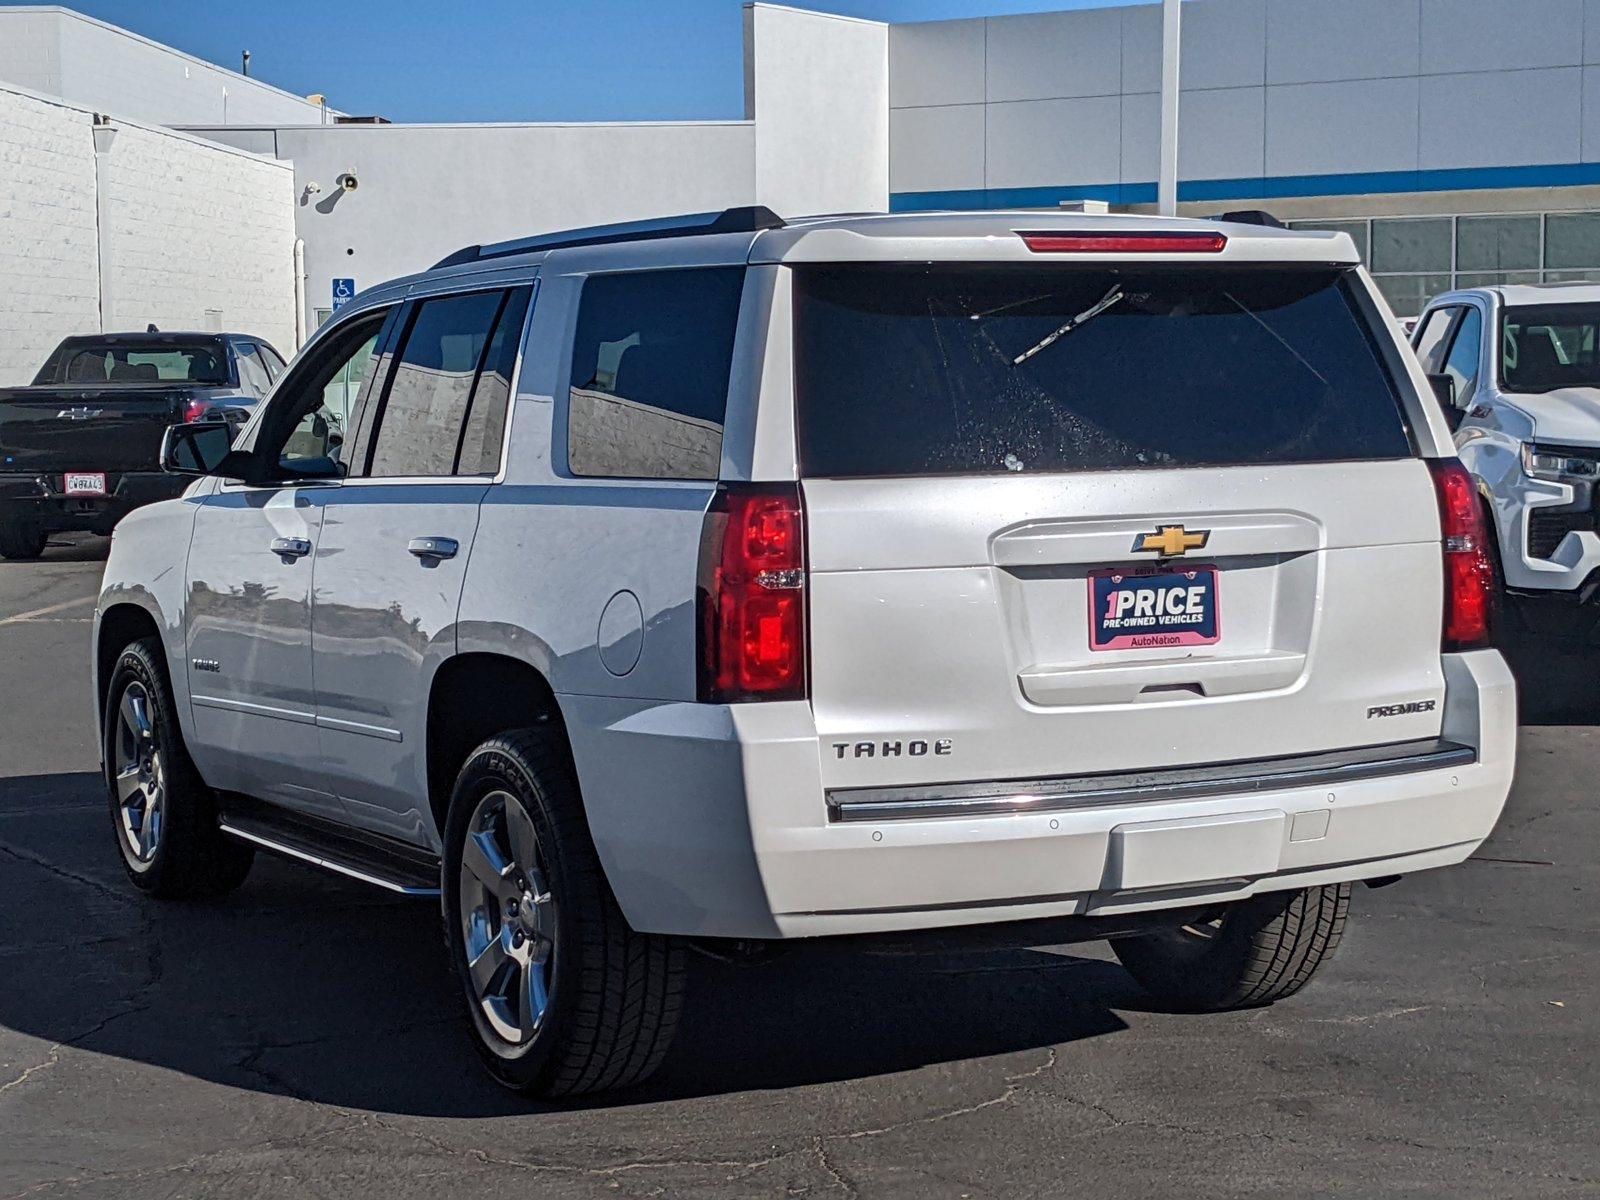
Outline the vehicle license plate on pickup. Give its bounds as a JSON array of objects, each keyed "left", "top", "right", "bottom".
[{"left": 63, "top": 472, "right": 107, "bottom": 496}]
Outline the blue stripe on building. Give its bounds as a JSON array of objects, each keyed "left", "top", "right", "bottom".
[{"left": 890, "top": 163, "right": 1600, "bottom": 212}]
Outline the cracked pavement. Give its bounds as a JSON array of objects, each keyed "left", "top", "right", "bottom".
[{"left": 1, "top": 536, "right": 1596, "bottom": 1198}]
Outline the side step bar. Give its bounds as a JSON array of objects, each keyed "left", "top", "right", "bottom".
[
  {"left": 828, "top": 738, "right": 1477, "bottom": 823},
  {"left": 217, "top": 795, "right": 441, "bottom": 896}
]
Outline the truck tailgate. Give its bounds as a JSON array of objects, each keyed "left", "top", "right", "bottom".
[{"left": 0, "top": 387, "right": 187, "bottom": 474}]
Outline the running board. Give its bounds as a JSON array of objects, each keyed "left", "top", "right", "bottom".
[{"left": 217, "top": 796, "right": 441, "bottom": 896}]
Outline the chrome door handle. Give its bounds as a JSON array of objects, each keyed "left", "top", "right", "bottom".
[
  {"left": 408, "top": 536, "right": 459, "bottom": 560},
  {"left": 270, "top": 536, "right": 312, "bottom": 559}
]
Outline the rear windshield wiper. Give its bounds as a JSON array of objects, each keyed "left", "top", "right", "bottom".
[{"left": 1010, "top": 285, "right": 1125, "bottom": 365}]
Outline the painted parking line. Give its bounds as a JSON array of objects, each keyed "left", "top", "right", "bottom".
[{"left": 0, "top": 594, "right": 96, "bottom": 627}]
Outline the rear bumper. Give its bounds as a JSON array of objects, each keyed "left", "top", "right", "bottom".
[
  {"left": 0, "top": 472, "right": 186, "bottom": 534},
  {"left": 563, "top": 650, "right": 1517, "bottom": 939}
]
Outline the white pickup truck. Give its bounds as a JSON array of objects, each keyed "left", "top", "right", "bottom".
[{"left": 1414, "top": 283, "right": 1600, "bottom": 595}]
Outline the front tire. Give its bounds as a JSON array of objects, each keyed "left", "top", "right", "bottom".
[
  {"left": 1112, "top": 884, "right": 1350, "bottom": 1011},
  {"left": 442, "top": 728, "right": 686, "bottom": 1096},
  {"left": 103, "top": 637, "right": 253, "bottom": 898},
  {"left": 0, "top": 521, "right": 47, "bottom": 560}
]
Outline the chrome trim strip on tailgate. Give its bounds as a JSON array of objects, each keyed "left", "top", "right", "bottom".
[{"left": 827, "top": 738, "right": 1477, "bottom": 823}]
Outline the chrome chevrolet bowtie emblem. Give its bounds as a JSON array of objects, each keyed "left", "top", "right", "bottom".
[
  {"left": 1133, "top": 524, "right": 1209, "bottom": 557},
  {"left": 57, "top": 406, "right": 103, "bottom": 421}
]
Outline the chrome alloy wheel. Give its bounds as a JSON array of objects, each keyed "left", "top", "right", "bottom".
[
  {"left": 458, "top": 789, "right": 557, "bottom": 1046},
  {"left": 112, "top": 681, "right": 165, "bottom": 864}
]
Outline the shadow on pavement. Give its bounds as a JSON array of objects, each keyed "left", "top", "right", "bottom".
[
  {"left": 0, "top": 532, "right": 111, "bottom": 566},
  {"left": 1499, "top": 592, "right": 1600, "bottom": 726},
  {"left": 0, "top": 770, "right": 1136, "bottom": 1118}
]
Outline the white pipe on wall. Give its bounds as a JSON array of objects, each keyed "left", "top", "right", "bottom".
[{"left": 292, "top": 237, "right": 306, "bottom": 349}]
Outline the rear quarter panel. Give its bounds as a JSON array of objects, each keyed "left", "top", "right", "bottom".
[{"left": 456, "top": 254, "right": 769, "bottom": 703}]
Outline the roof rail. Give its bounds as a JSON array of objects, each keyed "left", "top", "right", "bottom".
[{"left": 431, "top": 206, "right": 787, "bottom": 270}]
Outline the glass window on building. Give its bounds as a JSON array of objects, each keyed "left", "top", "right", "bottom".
[
  {"left": 1374, "top": 274, "right": 1452, "bottom": 319},
  {"left": 1456, "top": 271, "right": 1542, "bottom": 290},
  {"left": 1545, "top": 213, "right": 1600, "bottom": 270},
  {"left": 1288, "top": 210, "right": 1600, "bottom": 316},
  {"left": 1371, "top": 218, "right": 1452, "bottom": 275},
  {"left": 1456, "top": 216, "right": 1540, "bottom": 273}
]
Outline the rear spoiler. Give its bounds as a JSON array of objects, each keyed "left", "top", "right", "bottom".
[{"left": 1206, "top": 210, "right": 1286, "bottom": 229}]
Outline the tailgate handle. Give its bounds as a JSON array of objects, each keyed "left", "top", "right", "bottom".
[
  {"left": 1140, "top": 682, "right": 1204, "bottom": 698},
  {"left": 269, "top": 536, "right": 311, "bottom": 559}
]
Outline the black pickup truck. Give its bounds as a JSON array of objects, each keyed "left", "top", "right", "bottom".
[{"left": 0, "top": 331, "right": 286, "bottom": 559}]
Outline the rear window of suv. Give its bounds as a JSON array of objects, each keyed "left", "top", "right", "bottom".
[{"left": 793, "top": 266, "right": 1413, "bottom": 478}]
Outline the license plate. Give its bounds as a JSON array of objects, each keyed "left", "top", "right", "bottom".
[
  {"left": 1089, "top": 565, "right": 1220, "bottom": 652},
  {"left": 63, "top": 472, "right": 107, "bottom": 496}
]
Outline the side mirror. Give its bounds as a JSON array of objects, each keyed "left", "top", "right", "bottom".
[
  {"left": 160, "top": 421, "right": 249, "bottom": 478},
  {"left": 1427, "top": 373, "right": 1457, "bottom": 410},
  {"left": 1427, "top": 374, "right": 1463, "bottom": 431}
]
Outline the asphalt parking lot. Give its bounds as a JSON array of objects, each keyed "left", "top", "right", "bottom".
[{"left": 0, "top": 536, "right": 1596, "bottom": 1199}]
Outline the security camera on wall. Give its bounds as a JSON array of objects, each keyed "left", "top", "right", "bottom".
[{"left": 338, "top": 172, "right": 359, "bottom": 192}]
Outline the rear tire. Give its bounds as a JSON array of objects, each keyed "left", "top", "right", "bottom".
[
  {"left": 0, "top": 521, "right": 47, "bottom": 560},
  {"left": 1111, "top": 884, "right": 1350, "bottom": 1011},
  {"left": 103, "top": 637, "right": 254, "bottom": 898},
  {"left": 442, "top": 728, "right": 686, "bottom": 1096}
]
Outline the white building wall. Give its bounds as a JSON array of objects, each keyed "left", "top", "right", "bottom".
[
  {"left": 744, "top": 4, "right": 889, "bottom": 217},
  {"left": 194, "top": 121, "right": 758, "bottom": 333},
  {"left": 184, "top": 4, "right": 891, "bottom": 334},
  {"left": 0, "top": 9, "right": 64, "bottom": 100},
  {"left": 0, "top": 82, "right": 297, "bottom": 384},
  {"left": 0, "top": 87, "right": 100, "bottom": 384},
  {"left": 887, "top": 0, "right": 1600, "bottom": 206},
  {"left": 99, "top": 122, "right": 296, "bottom": 352},
  {"left": 0, "top": 7, "right": 330, "bottom": 128}
]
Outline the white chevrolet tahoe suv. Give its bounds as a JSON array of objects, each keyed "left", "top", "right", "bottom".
[
  {"left": 1414, "top": 282, "right": 1600, "bottom": 596},
  {"left": 96, "top": 208, "right": 1516, "bottom": 1097}
]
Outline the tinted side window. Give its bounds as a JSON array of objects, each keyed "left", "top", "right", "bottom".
[
  {"left": 1441, "top": 307, "right": 1483, "bottom": 399},
  {"left": 252, "top": 309, "right": 390, "bottom": 479},
  {"left": 567, "top": 267, "right": 745, "bottom": 479},
  {"left": 456, "top": 286, "right": 532, "bottom": 476},
  {"left": 1412, "top": 307, "right": 1458, "bottom": 374},
  {"left": 364, "top": 291, "right": 504, "bottom": 478},
  {"left": 260, "top": 344, "right": 287, "bottom": 378},
  {"left": 235, "top": 343, "right": 272, "bottom": 396}
]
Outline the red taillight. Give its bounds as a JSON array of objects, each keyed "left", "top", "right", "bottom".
[
  {"left": 1429, "top": 460, "right": 1494, "bottom": 650},
  {"left": 1019, "top": 231, "right": 1227, "bottom": 254},
  {"left": 182, "top": 399, "right": 209, "bottom": 423},
  {"left": 698, "top": 484, "right": 806, "bottom": 702}
]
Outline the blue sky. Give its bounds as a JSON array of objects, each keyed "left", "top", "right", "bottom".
[{"left": 16, "top": 0, "right": 1140, "bottom": 122}]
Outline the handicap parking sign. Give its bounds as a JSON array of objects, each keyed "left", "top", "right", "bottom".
[{"left": 332, "top": 278, "right": 356, "bottom": 310}]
